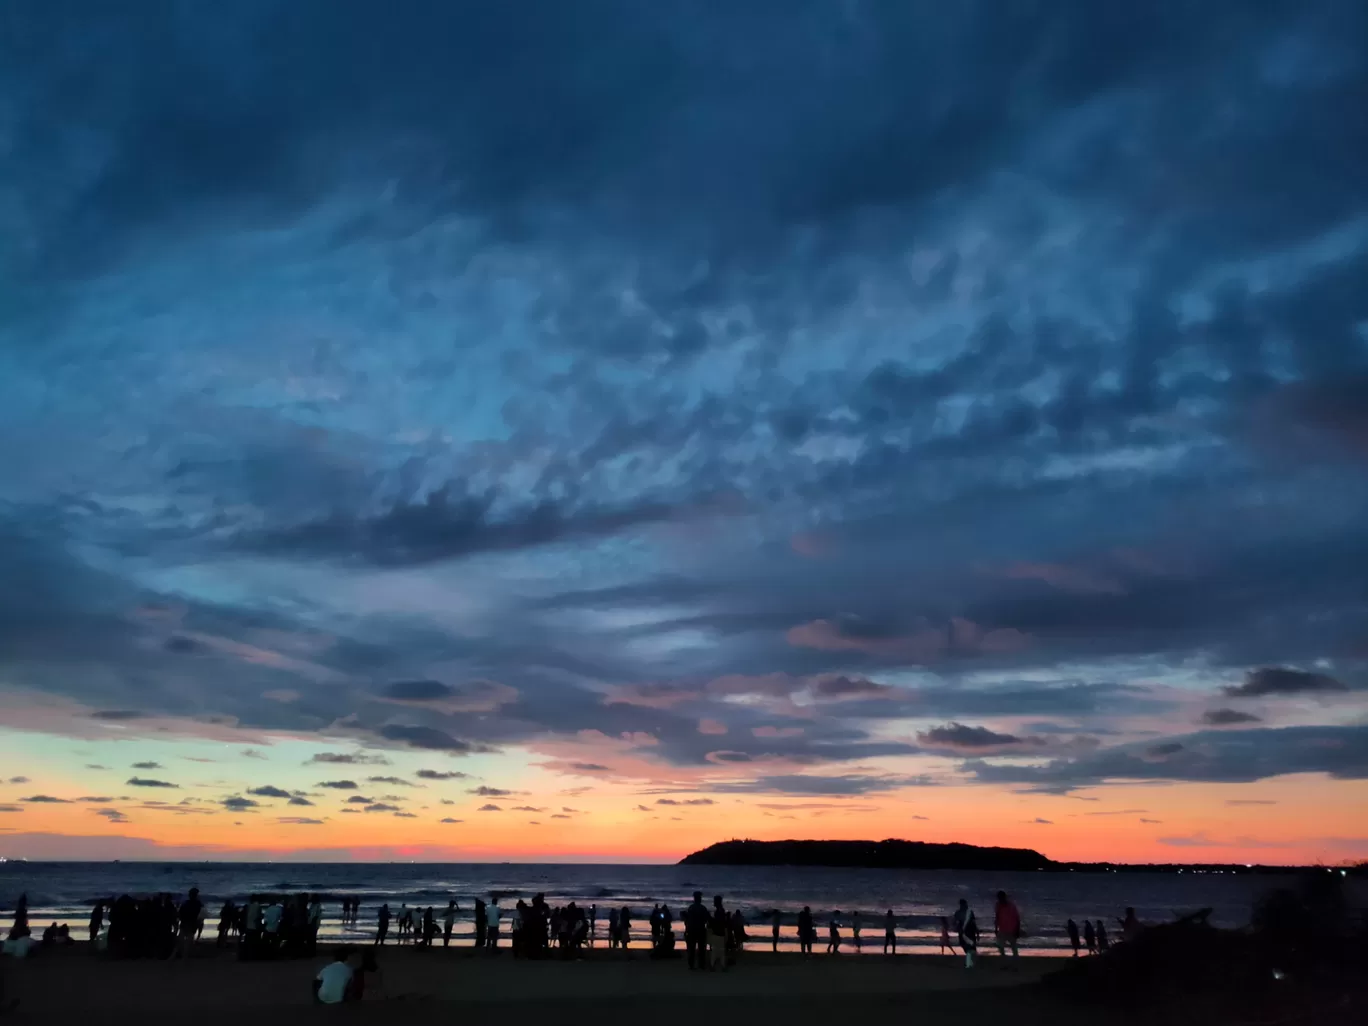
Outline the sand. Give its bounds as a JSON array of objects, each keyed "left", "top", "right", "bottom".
[{"left": 2, "top": 944, "right": 1063, "bottom": 1024}]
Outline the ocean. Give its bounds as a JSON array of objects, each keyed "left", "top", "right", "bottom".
[{"left": 0, "top": 861, "right": 1322, "bottom": 954}]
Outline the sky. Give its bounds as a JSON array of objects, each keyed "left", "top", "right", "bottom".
[{"left": 1, "top": 1, "right": 1366, "bottom": 865}]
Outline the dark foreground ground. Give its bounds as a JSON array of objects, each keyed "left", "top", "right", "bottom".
[{"left": 1, "top": 945, "right": 1360, "bottom": 1026}]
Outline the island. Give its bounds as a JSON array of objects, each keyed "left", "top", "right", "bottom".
[{"left": 678, "top": 838, "right": 1054, "bottom": 871}]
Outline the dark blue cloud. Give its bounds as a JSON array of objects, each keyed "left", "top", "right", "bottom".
[{"left": 0, "top": 1, "right": 1365, "bottom": 798}]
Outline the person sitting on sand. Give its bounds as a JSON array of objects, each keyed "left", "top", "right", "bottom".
[
  {"left": 827, "top": 911, "right": 842, "bottom": 954},
  {"left": 953, "top": 899, "right": 977, "bottom": 969},
  {"left": 994, "top": 891, "right": 1021, "bottom": 963},
  {"left": 314, "top": 948, "right": 353, "bottom": 1005},
  {"left": 1066, "top": 918, "right": 1080, "bottom": 956},
  {"left": 940, "top": 915, "right": 953, "bottom": 955},
  {"left": 3, "top": 929, "right": 37, "bottom": 960},
  {"left": 883, "top": 910, "right": 897, "bottom": 954}
]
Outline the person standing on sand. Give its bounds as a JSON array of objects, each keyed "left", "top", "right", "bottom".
[
  {"left": 88, "top": 903, "right": 103, "bottom": 946},
  {"left": 683, "top": 892, "right": 708, "bottom": 969},
  {"left": 883, "top": 910, "right": 897, "bottom": 954},
  {"left": 851, "top": 910, "right": 861, "bottom": 952},
  {"left": 1066, "top": 918, "right": 1081, "bottom": 956},
  {"left": 797, "top": 906, "right": 814, "bottom": 956},
  {"left": 772, "top": 909, "right": 781, "bottom": 952},
  {"left": 994, "top": 891, "right": 1021, "bottom": 964},
  {"left": 953, "top": 899, "right": 977, "bottom": 969},
  {"left": 376, "top": 903, "right": 390, "bottom": 946},
  {"left": 443, "top": 901, "right": 457, "bottom": 947},
  {"left": 708, "top": 897, "right": 728, "bottom": 971},
  {"left": 175, "top": 888, "right": 201, "bottom": 959},
  {"left": 827, "top": 911, "right": 841, "bottom": 954},
  {"left": 1082, "top": 917, "right": 1095, "bottom": 954},
  {"left": 487, "top": 899, "right": 501, "bottom": 951},
  {"left": 1119, "top": 907, "right": 1141, "bottom": 943},
  {"left": 940, "top": 916, "right": 953, "bottom": 955},
  {"left": 1094, "top": 919, "right": 1109, "bottom": 952},
  {"left": 618, "top": 906, "right": 631, "bottom": 953},
  {"left": 474, "top": 899, "right": 487, "bottom": 949}
]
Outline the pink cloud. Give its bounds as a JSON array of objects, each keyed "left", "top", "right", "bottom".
[{"left": 698, "top": 719, "right": 728, "bottom": 735}]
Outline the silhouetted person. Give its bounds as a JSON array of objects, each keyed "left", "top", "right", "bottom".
[
  {"left": 1119, "top": 907, "right": 1141, "bottom": 943},
  {"left": 827, "top": 911, "right": 841, "bottom": 954},
  {"left": 443, "top": 901, "right": 457, "bottom": 947},
  {"left": 940, "top": 916, "right": 953, "bottom": 954},
  {"left": 1083, "top": 918, "right": 1095, "bottom": 953},
  {"left": 994, "top": 891, "right": 1021, "bottom": 963},
  {"left": 851, "top": 910, "right": 862, "bottom": 952},
  {"left": 175, "top": 888, "right": 201, "bottom": 959},
  {"left": 376, "top": 903, "right": 390, "bottom": 946},
  {"left": 487, "top": 899, "right": 501, "bottom": 952},
  {"left": 474, "top": 899, "right": 487, "bottom": 948},
  {"left": 617, "top": 906, "right": 630, "bottom": 953},
  {"left": 1095, "top": 919, "right": 1109, "bottom": 952},
  {"left": 798, "top": 906, "right": 815, "bottom": 956},
  {"left": 1066, "top": 918, "right": 1081, "bottom": 956},
  {"left": 953, "top": 899, "right": 977, "bottom": 969},
  {"left": 683, "top": 892, "right": 708, "bottom": 970},
  {"left": 772, "top": 909, "right": 781, "bottom": 952},
  {"left": 217, "top": 900, "right": 235, "bottom": 948},
  {"left": 708, "top": 897, "right": 727, "bottom": 971},
  {"left": 589, "top": 904, "right": 597, "bottom": 946},
  {"left": 89, "top": 902, "right": 104, "bottom": 945},
  {"left": 883, "top": 910, "right": 897, "bottom": 954}
]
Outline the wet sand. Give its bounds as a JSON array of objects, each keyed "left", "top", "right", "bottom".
[{"left": 3, "top": 944, "right": 1061, "bottom": 1024}]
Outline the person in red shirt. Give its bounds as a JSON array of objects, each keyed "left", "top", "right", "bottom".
[{"left": 993, "top": 891, "right": 1021, "bottom": 964}]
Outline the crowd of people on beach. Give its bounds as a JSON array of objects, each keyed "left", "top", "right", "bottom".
[{"left": 3, "top": 884, "right": 1146, "bottom": 978}]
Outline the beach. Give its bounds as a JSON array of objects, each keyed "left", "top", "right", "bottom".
[{"left": 4, "top": 944, "right": 1061, "bottom": 1024}]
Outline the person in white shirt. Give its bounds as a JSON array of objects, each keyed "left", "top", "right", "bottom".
[
  {"left": 487, "top": 899, "right": 501, "bottom": 951},
  {"left": 2, "top": 930, "right": 37, "bottom": 959},
  {"left": 263, "top": 901, "right": 283, "bottom": 951},
  {"left": 313, "top": 949, "right": 352, "bottom": 1004}
]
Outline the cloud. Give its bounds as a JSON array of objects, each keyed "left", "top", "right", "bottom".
[
  {"left": 510, "top": 805, "right": 546, "bottom": 813},
  {"left": 0, "top": 805, "right": 23, "bottom": 813},
  {"left": 278, "top": 816, "right": 325, "bottom": 825},
  {"left": 1201, "top": 708, "right": 1263, "bottom": 726},
  {"left": 221, "top": 796, "right": 259, "bottom": 811},
  {"left": 376, "top": 725, "right": 480, "bottom": 753},
  {"left": 76, "top": 796, "right": 114, "bottom": 803},
  {"left": 416, "top": 769, "right": 469, "bottom": 781},
  {"left": 246, "top": 785, "right": 292, "bottom": 798},
  {"left": 917, "top": 723, "right": 1030, "bottom": 751},
  {"left": 8, "top": 776, "right": 29, "bottom": 784},
  {"left": 127, "top": 777, "right": 178, "bottom": 788},
  {"left": 94, "top": 808, "right": 129, "bottom": 823},
  {"left": 468, "top": 786, "right": 512, "bottom": 797},
  {"left": 654, "top": 798, "right": 715, "bottom": 806},
  {"left": 89, "top": 710, "right": 144, "bottom": 721},
  {"left": 1223, "top": 667, "right": 1349, "bottom": 698},
  {"left": 1031, "top": 818, "right": 1054, "bottom": 825},
  {"left": 288, "top": 796, "right": 315, "bottom": 806},
  {"left": 20, "top": 794, "right": 68, "bottom": 803},
  {"left": 697, "top": 719, "right": 728, "bottom": 735},
  {"left": 380, "top": 679, "right": 454, "bottom": 702},
  {"left": 439, "top": 817, "right": 462, "bottom": 823},
  {"left": 308, "top": 753, "right": 390, "bottom": 766},
  {"left": 477, "top": 804, "right": 502, "bottom": 812},
  {"left": 317, "top": 780, "right": 359, "bottom": 790},
  {"left": 393, "top": 811, "right": 417, "bottom": 818},
  {"left": 367, "top": 775, "right": 417, "bottom": 786},
  {"left": 130, "top": 761, "right": 161, "bottom": 769},
  {"left": 1226, "top": 799, "right": 1277, "bottom": 806},
  {"left": 363, "top": 802, "right": 399, "bottom": 812},
  {"left": 346, "top": 795, "right": 375, "bottom": 804}
]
